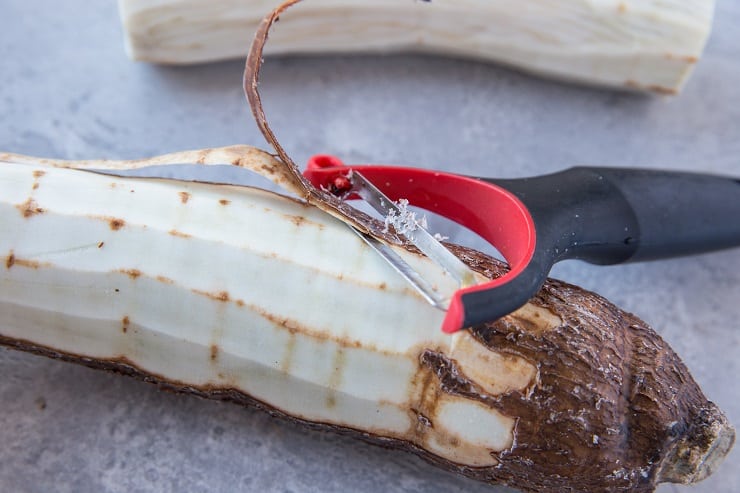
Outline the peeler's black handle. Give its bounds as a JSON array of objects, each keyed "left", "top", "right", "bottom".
[
  {"left": 454, "top": 167, "right": 740, "bottom": 330},
  {"left": 491, "top": 167, "right": 740, "bottom": 267}
]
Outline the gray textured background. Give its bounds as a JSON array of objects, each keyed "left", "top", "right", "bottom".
[{"left": 1, "top": 1, "right": 738, "bottom": 492}]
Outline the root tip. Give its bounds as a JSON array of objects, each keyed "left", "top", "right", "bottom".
[{"left": 657, "top": 404, "right": 735, "bottom": 484}]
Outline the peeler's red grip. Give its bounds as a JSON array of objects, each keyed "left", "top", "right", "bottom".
[
  {"left": 442, "top": 294, "right": 466, "bottom": 334},
  {"left": 305, "top": 155, "right": 537, "bottom": 332}
]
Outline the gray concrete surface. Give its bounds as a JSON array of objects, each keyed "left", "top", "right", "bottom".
[{"left": 1, "top": 1, "right": 738, "bottom": 492}]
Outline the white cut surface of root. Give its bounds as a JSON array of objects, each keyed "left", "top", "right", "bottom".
[
  {"left": 118, "top": 0, "right": 715, "bottom": 93},
  {"left": 0, "top": 148, "right": 526, "bottom": 467}
]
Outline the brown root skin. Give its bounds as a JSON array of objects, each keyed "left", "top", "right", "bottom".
[
  {"left": 449, "top": 247, "right": 734, "bottom": 491},
  {"left": 1, "top": 244, "right": 733, "bottom": 493}
]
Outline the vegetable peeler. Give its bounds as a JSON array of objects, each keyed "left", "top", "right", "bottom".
[{"left": 304, "top": 155, "right": 740, "bottom": 334}]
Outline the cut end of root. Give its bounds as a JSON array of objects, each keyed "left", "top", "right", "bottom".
[{"left": 657, "top": 404, "right": 736, "bottom": 485}]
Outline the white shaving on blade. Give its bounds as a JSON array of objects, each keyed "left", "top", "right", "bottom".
[{"left": 383, "top": 199, "right": 428, "bottom": 235}]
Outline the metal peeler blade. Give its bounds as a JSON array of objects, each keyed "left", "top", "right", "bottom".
[
  {"left": 348, "top": 171, "right": 479, "bottom": 294},
  {"left": 348, "top": 227, "right": 451, "bottom": 310}
]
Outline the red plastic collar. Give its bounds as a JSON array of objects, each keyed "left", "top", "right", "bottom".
[{"left": 304, "top": 155, "right": 536, "bottom": 333}]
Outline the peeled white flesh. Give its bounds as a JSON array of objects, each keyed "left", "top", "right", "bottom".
[
  {"left": 0, "top": 154, "right": 541, "bottom": 467},
  {"left": 118, "top": 0, "right": 716, "bottom": 93}
]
